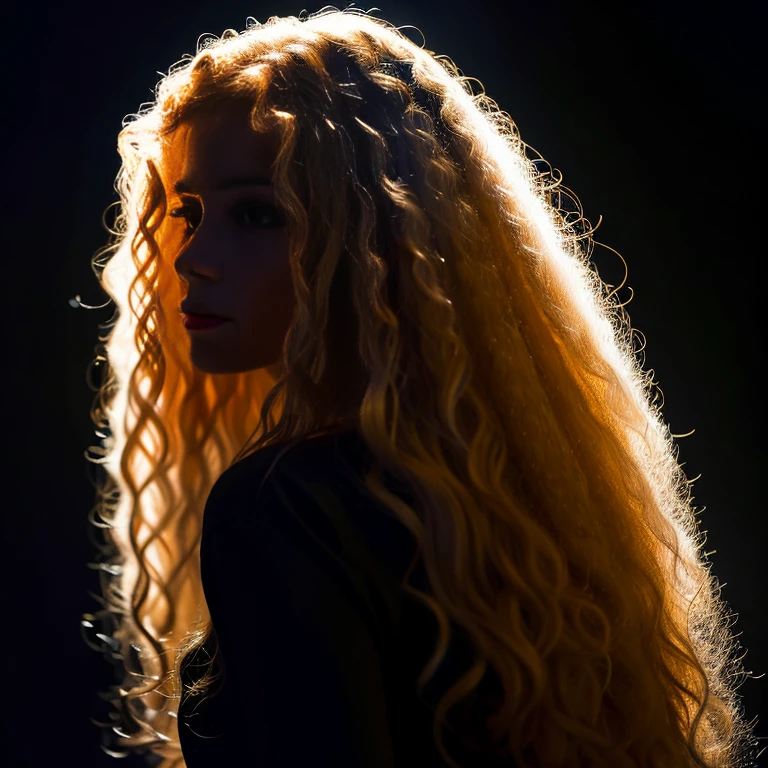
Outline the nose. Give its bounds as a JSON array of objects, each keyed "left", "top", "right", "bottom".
[{"left": 173, "top": 221, "right": 220, "bottom": 283}]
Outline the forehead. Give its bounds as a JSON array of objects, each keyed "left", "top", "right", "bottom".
[{"left": 159, "top": 107, "right": 280, "bottom": 193}]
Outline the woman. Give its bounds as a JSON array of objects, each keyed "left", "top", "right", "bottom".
[{"left": 80, "top": 7, "right": 758, "bottom": 768}]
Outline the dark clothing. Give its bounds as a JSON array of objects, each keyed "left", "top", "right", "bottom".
[{"left": 178, "top": 425, "right": 513, "bottom": 767}]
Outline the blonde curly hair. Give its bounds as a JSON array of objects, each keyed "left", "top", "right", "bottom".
[{"left": 81, "top": 6, "right": 759, "bottom": 767}]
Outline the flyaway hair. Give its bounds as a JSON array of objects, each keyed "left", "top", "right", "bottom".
[{"left": 81, "top": 6, "right": 760, "bottom": 767}]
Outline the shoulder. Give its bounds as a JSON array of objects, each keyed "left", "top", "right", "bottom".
[
  {"left": 201, "top": 427, "right": 370, "bottom": 541},
  {"left": 200, "top": 428, "right": 396, "bottom": 640}
]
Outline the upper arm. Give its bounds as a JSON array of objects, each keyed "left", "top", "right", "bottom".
[{"left": 200, "top": 468, "right": 396, "bottom": 768}]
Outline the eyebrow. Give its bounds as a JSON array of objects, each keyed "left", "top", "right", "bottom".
[{"left": 173, "top": 175, "right": 273, "bottom": 194}]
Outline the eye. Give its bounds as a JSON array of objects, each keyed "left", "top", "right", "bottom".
[
  {"left": 167, "top": 199, "right": 283, "bottom": 235},
  {"left": 169, "top": 201, "right": 201, "bottom": 234},
  {"left": 233, "top": 201, "right": 283, "bottom": 229}
]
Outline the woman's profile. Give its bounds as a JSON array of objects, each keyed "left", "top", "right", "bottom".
[{"left": 80, "top": 7, "right": 759, "bottom": 767}]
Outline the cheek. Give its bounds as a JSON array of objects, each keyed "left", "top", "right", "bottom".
[{"left": 236, "top": 247, "right": 295, "bottom": 321}]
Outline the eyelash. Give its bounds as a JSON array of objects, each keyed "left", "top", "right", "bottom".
[{"left": 168, "top": 200, "right": 282, "bottom": 233}]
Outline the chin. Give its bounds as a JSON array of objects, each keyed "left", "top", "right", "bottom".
[{"left": 190, "top": 353, "right": 279, "bottom": 376}]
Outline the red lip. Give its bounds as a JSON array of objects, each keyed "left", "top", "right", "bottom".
[{"left": 182, "top": 314, "right": 229, "bottom": 331}]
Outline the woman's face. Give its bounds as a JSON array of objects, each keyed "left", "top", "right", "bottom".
[{"left": 160, "top": 106, "right": 294, "bottom": 375}]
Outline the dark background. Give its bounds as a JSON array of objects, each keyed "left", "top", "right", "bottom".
[{"left": 2, "top": 1, "right": 764, "bottom": 765}]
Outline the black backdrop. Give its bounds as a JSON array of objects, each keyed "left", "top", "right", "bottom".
[{"left": 1, "top": 1, "right": 764, "bottom": 765}]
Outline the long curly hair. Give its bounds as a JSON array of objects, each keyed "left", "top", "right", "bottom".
[{"left": 81, "top": 6, "right": 759, "bottom": 767}]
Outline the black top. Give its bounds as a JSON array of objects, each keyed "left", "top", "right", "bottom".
[{"left": 178, "top": 425, "right": 514, "bottom": 767}]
